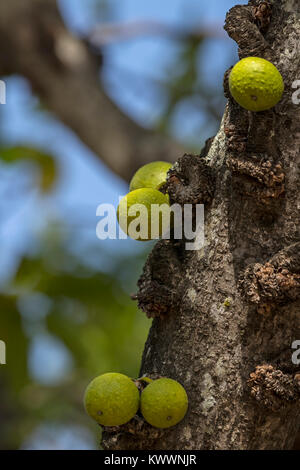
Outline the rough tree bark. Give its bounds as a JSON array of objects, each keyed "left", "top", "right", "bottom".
[
  {"left": 102, "top": 0, "right": 300, "bottom": 450},
  {"left": 0, "top": 0, "right": 181, "bottom": 182}
]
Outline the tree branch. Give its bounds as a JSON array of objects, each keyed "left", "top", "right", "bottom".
[
  {"left": 89, "top": 20, "right": 225, "bottom": 46},
  {"left": 0, "top": 0, "right": 181, "bottom": 181}
]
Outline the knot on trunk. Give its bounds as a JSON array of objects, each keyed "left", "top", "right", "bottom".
[
  {"left": 224, "top": 3, "right": 273, "bottom": 60},
  {"left": 135, "top": 240, "right": 185, "bottom": 319},
  {"left": 240, "top": 243, "right": 300, "bottom": 311},
  {"left": 135, "top": 281, "right": 173, "bottom": 319},
  {"left": 166, "top": 153, "right": 215, "bottom": 206},
  {"left": 248, "top": 364, "right": 300, "bottom": 411}
]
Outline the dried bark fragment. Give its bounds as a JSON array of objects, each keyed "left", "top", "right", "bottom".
[
  {"left": 135, "top": 240, "right": 185, "bottom": 319},
  {"left": 240, "top": 243, "right": 300, "bottom": 308},
  {"left": 227, "top": 154, "right": 285, "bottom": 203},
  {"left": 166, "top": 153, "right": 215, "bottom": 206},
  {"left": 252, "top": 1, "right": 273, "bottom": 34},
  {"left": 224, "top": 124, "right": 248, "bottom": 153},
  {"left": 228, "top": 156, "right": 284, "bottom": 189},
  {"left": 248, "top": 364, "right": 300, "bottom": 411}
]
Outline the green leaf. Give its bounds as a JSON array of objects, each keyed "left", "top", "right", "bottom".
[
  {"left": 0, "top": 295, "right": 29, "bottom": 391},
  {"left": 0, "top": 146, "right": 58, "bottom": 192}
]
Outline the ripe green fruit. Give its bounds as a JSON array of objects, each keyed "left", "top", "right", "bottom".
[
  {"left": 129, "top": 161, "right": 172, "bottom": 192},
  {"left": 117, "top": 188, "right": 170, "bottom": 242},
  {"left": 229, "top": 57, "right": 284, "bottom": 112},
  {"left": 140, "top": 378, "right": 188, "bottom": 429},
  {"left": 84, "top": 373, "right": 139, "bottom": 426}
]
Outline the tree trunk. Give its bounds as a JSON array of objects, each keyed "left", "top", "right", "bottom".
[{"left": 102, "top": 0, "right": 300, "bottom": 450}]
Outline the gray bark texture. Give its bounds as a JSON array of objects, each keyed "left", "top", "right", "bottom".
[{"left": 102, "top": 0, "right": 300, "bottom": 450}]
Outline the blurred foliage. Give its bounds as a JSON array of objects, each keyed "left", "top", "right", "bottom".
[
  {"left": 0, "top": 146, "right": 58, "bottom": 193},
  {"left": 0, "top": 227, "right": 150, "bottom": 449},
  {"left": 159, "top": 36, "right": 204, "bottom": 129},
  {"left": 158, "top": 34, "right": 225, "bottom": 148}
]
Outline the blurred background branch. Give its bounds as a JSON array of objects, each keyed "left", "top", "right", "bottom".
[
  {"left": 0, "top": 0, "right": 183, "bottom": 181},
  {"left": 89, "top": 19, "right": 225, "bottom": 45}
]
